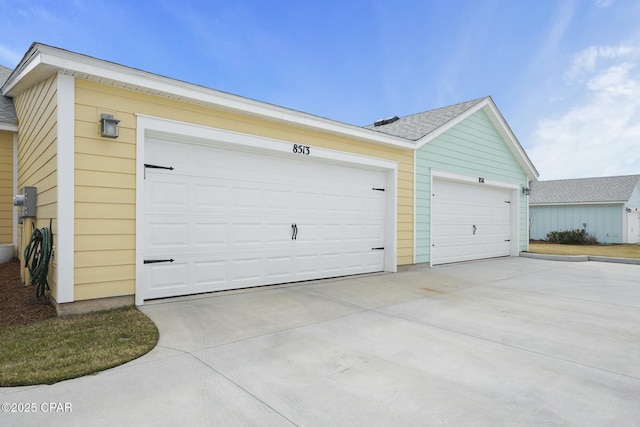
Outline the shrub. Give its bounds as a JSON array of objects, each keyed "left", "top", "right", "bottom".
[{"left": 545, "top": 229, "right": 598, "bottom": 245}]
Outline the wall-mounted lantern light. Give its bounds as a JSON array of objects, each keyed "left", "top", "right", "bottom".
[
  {"left": 626, "top": 207, "right": 632, "bottom": 213},
  {"left": 100, "top": 114, "right": 120, "bottom": 138},
  {"left": 522, "top": 187, "right": 531, "bottom": 196}
]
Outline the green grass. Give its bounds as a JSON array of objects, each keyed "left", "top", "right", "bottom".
[
  {"left": 0, "top": 307, "right": 158, "bottom": 386},
  {"left": 528, "top": 242, "right": 640, "bottom": 259}
]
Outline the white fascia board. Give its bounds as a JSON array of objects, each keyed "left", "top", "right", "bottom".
[
  {"left": 0, "top": 123, "right": 18, "bottom": 132},
  {"left": 483, "top": 101, "right": 539, "bottom": 180},
  {"left": 6, "top": 44, "right": 414, "bottom": 150},
  {"left": 531, "top": 202, "right": 625, "bottom": 207},
  {"left": 415, "top": 97, "right": 539, "bottom": 180}
]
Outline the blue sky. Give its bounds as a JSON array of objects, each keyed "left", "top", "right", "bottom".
[{"left": 1, "top": 0, "right": 639, "bottom": 180}]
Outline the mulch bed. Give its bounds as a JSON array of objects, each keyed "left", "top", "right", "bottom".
[{"left": 0, "top": 258, "right": 56, "bottom": 327}]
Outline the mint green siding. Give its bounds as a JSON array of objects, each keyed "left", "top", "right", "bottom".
[
  {"left": 416, "top": 109, "right": 528, "bottom": 263},
  {"left": 530, "top": 205, "right": 623, "bottom": 244}
]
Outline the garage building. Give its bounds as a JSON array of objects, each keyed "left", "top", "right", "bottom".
[{"left": 0, "top": 43, "right": 538, "bottom": 313}]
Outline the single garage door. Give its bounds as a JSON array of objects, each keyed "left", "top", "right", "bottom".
[
  {"left": 431, "top": 179, "right": 512, "bottom": 265},
  {"left": 142, "top": 137, "right": 387, "bottom": 300}
]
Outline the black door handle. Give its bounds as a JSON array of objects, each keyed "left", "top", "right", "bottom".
[
  {"left": 292, "top": 223, "right": 295, "bottom": 240},
  {"left": 472, "top": 225, "right": 477, "bottom": 235},
  {"left": 294, "top": 223, "right": 298, "bottom": 240}
]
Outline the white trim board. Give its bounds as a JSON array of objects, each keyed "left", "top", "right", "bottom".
[
  {"left": 12, "top": 132, "right": 17, "bottom": 248},
  {"left": 55, "top": 72, "right": 75, "bottom": 303},
  {"left": 4, "top": 44, "right": 414, "bottom": 150}
]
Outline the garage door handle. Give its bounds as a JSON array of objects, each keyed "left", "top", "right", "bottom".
[
  {"left": 291, "top": 223, "right": 298, "bottom": 240},
  {"left": 473, "top": 225, "right": 476, "bottom": 235}
]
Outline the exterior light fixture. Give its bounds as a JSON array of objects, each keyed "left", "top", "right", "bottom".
[
  {"left": 522, "top": 187, "right": 531, "bottom": 196},
  {"left": 626, "top": 207, "right": 632, "bottom": 213},
  {"left": 100, "top": 114, "right": 120, "bottom": 138}
]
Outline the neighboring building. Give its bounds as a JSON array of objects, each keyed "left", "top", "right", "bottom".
[
  {"left": 529, "top": 175, "right": 640, "bottom": 244},
  {"left": 0, "top": 65, "right": 17, "bottom": 247},
  {"left": 0, "top": 42, "right": 538, "bottom": 313}
]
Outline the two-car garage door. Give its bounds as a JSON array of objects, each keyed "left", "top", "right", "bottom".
[{"left": 142, "top": 137, "right": 388, "bottom": 300}]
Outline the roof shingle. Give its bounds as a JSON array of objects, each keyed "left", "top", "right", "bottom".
[
  {"left": 0, "top": 65, "right": 16, "bottom": 124},
  {"left": 364, "top": 97, "right": 487, "bottom": 141},
  {"left": 530, "top": 175, "right": 640, "bottom": 204}
]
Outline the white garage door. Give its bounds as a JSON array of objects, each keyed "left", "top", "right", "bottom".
[
  {"left": 431, "top": 179, "right": 512, "bottom": 265},
  {"left": 142, "top": 137, "right": 387, "bottom": 300}
]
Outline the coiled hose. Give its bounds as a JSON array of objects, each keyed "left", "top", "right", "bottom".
[{"left": 24, "top": 224, "right": 53, "bottom": 298}]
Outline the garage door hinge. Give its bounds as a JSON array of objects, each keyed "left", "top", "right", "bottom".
[
  {"left": 372, "top": 247, "right": 385, "bottom": 250},
  {"left": 144, "top": 259, "right": 175, "bottom": 264},
  {"left": 372, "top": 188, "right": 385, "bottom": 192},
  {"left": 144, "top": 163, "right": 174, "bottom": 179}
]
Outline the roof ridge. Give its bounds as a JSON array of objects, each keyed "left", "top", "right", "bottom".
[{"left": 370, "top": 96, "right": 488, "bottom": 124}]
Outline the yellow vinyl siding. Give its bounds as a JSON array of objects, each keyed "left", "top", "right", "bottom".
[
  {"left": 74, "top": 79, "right": 413, "bottom": 300},
  {"left": 74, "top": 280, "right": 134, "bottom": 301},
  {"left": 0, "top": 132, "right": 13, "bottom": 243},
  {"left": 12, "top": 75, "right": 58, "bottom": 294}
]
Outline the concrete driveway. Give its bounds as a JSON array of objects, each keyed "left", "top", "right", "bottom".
[{"left": 2, "top": 257, "right": 639, "bottom": 426}]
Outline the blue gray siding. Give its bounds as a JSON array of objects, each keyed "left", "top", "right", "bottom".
[
  {"left": 415, "top": 109, "right": 528, "bottom": 263},
  {"left": 529, "top": 204, "right": 623, "bottom": 244}
]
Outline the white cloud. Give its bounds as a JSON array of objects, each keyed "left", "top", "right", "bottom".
[
  {"left": 565, "top": 45, "right": 633, "bottom": 83},
  {"left": 596, "top": 0, "right": 614, "bottom": 8},
  {"left": 529, "top": 44, "right": 640, "bottom": 180}
]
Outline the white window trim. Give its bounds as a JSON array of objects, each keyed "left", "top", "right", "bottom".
[{"left": 135, "top": 114, "right": 398, "bottom": 305}]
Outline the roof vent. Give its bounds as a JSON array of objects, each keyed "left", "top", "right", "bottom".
[{"left": 374, "top": 116, "right": 400, "bottom": 127}]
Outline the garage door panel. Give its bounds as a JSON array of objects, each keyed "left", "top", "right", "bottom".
[
  {"left": 193, "top": 223, "right": 227, "bottom": 247},
  {"left": 146, "top": 180, "right": 189, "bottom": 208},
  {"left": 193, "top": 261, "right": 227, "bottom": 286},
  {"left": 146, "top": 222, "right": 189, "bottom": 249},
  {"left": 143, "top": 137, "right": 388, "bottom": 300},
  {"left": 147, "top": 262, "right": 189, "bottom": 294},
  {"left": 194, "top": 184, "right": 227, "bottom": 208},
  {"left": 232, "top": 258, "right": 263, "bottom": 281},
  {"left": 265, "top": 256, "right": 294, "bottom": 278}
]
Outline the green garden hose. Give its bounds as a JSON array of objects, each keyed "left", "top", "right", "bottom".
[{"left": 24, "top": 224, "right": 53, "bottom": 298}]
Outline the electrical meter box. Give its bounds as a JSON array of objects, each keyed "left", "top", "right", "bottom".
[{"left": 13, "top": 186, "right": 37, "bottom": 221}]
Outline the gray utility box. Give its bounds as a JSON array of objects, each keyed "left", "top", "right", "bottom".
[{"left": 14, "top": 186, "right": 37, "bottom": 221}]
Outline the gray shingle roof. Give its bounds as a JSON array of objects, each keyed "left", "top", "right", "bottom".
[
  {"left": 0, "top": 65, "right": 16, "bottom": 124},
  {"left": 364, "top": 97, "right": 487, "bottom": 141},
  {"left": 530, "top": 175, "right": 640, "bottom": 204}
]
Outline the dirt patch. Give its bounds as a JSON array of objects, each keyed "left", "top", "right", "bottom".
[{"left": 0, "top": 258, "right": 56, "bottom": 327}]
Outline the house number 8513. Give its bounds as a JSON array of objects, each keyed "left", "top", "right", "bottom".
[{"left": 293, "top": 144, "right": 310, "bottom": 155}]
